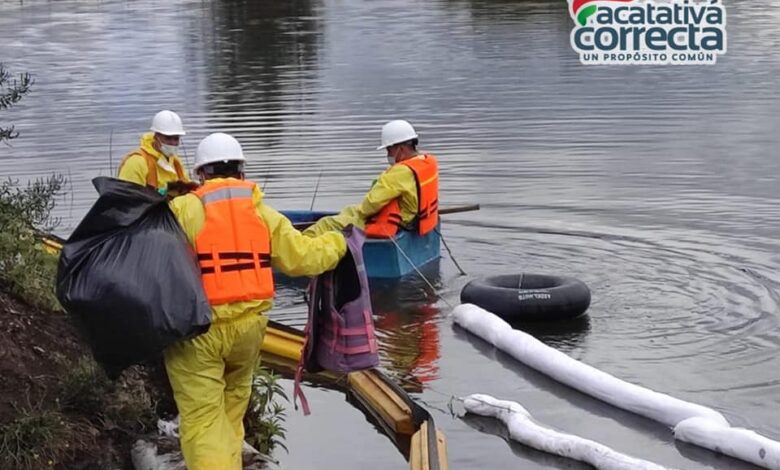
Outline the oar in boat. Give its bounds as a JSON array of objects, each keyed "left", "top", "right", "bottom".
[{"left": 439, "top": 203, "right": 480, "bottom": 215}]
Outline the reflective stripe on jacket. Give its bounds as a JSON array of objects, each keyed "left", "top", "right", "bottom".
[
  {"left": 364, "top": 154, "right": 439, "bottom": 238},
  {"left": 193, "top": 180, "right": 274, "bottom": 305}
]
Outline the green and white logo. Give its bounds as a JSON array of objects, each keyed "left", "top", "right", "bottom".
[{"left": 569, "top": 0, "right": 727, "bottom": 65}]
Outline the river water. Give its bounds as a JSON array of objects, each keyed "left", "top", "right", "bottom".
[{"left": 1, "top": 0, "right": 779, "bottom": 468}]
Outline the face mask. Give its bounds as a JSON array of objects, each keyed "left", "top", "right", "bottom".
[
  {"left": 160, "top": 143, "right": 179, "bottom": 157},
  {"left": 386, "top": 146, "right": 400, "bottom": 166}
]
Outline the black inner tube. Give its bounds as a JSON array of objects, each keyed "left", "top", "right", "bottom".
[{"left": 460, "top": 274, "right": 591, "bottom": 321}]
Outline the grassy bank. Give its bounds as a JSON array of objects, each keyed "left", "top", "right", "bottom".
[
  {"left": 0, "top": 176, "right": 164, "bottom": 468},
  {"left": 0, "top": 177, "right": 287, "bottom": 469}
]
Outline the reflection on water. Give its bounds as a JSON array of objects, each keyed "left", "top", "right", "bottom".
[
  {"left": 371, "top": 265, "right": 444, "bottom": 392},
  {"left": 199, "top": 1, "right": 322, "bottom": 152},
  {"left": 3, "top": 0, "right": 780, "bottom": 468}
]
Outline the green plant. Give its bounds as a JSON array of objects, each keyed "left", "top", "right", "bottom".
[
  {"left": 0, "top": 403, "right": 69, "bottom": 469},
  {"left": 0, "top": 63, "right": 62, "bottom": 310},
  {"left": 0, "top": 175, "right": 65, "bottom": 310},
  {"left": 0, "top": 63, "right": 33, "bottom": 144},
  {"left": 244, "top": 367, "right": 289, "bottom": 455}
]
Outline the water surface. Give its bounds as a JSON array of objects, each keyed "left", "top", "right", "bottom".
[{"left": 1, "top": 1, "right": 779, "bottom": 468}]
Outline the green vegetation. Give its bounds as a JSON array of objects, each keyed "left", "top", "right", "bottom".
[
  {"left": 0, "top": 175, "right": 65, "bottom": 310},
  {"left": 0, "top": 63, "right": 33, "bottom": 144},
  {"left": 0, "top": 62, "right": 63, "bottom": 310},
  {"left": 244, "top": 367, "right": 289, "bottom": 455},
  {"left": 0, "top": 400, "right": 75, "bottom": 469}
]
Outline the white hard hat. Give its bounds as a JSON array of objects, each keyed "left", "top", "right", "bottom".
[
  {"left": 377, "top": 119, "right": 418, "bottom": 150},
  {"left": 194, "top": 132, "right": 246, "bottom": 171},
  {"left": 150, "top": 110, "right": 186, "bottom": 136}
]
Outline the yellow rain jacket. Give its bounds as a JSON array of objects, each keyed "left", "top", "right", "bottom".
[
  {"left": 117, "top": 132, "right": 190, "bottom": 189},
  {"left": 303, "top": 158, "right": 420, "bottom": 237},
  {"left": 165, "top": 178, "right": 345, "bottom": 470}
]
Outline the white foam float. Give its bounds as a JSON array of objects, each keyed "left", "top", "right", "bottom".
[
  {"left": 454, "top": 303, "right": 780, "bottom": 470},
  {"left": 464, "top": 394, "right": 676, "bottom": 470},
  {"left": 674, "top": 417, "right": 780, "bottom": 469}
]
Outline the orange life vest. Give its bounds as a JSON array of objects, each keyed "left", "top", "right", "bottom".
[
  {"left": 364, "top": 154, "right": 439, "bottom": 239},
  {"left": 192, "top": 179, "right": 274, "bottom": 305},
  {"left": 118, "top": 148, "right": 186, "bottom": 189}
]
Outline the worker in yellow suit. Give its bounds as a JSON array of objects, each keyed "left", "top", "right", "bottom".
[
  {"left": 303, "top": 119, "right": 439, "bottom": 239},
  {"left": 117, "top": 110, "right": 191, "bottom": 191},
  {"left": 165, "top": 132, "right": 346, "bottom": 469}
]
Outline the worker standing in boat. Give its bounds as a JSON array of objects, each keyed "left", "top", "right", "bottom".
[
  {"left": 303, "top": 119, "right": 439, "bottom": 239},
  {"left": 165, "top": 132, "right": 347, "bottom": 470},
  {"left": 117, "top": 110, "right": 193, "bottom": 194}
]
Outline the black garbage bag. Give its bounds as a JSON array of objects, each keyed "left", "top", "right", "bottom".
[{"left": 56, "top": 177, "right": 211, "bottom": 377}]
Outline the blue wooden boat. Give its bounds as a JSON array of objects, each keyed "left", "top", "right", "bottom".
[{"left": 281, "top": 210, "right": 441, "bottom": 279}]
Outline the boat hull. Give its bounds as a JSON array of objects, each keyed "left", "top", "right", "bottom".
[{"left": 281, "top": 210, "right": 441, "bottom": 278}]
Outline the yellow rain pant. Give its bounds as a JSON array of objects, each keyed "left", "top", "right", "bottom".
[{"left": 163, "top": 314, "right": 268, "bottom": 470}]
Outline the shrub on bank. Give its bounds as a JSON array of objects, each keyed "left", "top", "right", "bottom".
[{"left": 0, "top": 175, "right": 64, "bottom": 310}]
